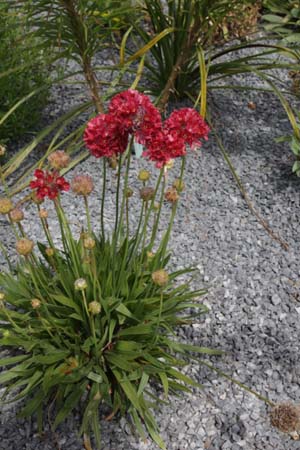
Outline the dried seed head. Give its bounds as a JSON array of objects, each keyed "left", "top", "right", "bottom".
[
  {"left": 165, "top": 187, "right": 179, "bottom": 203},
  {"left": 172, "top": 179, "right": 185, "bottom": 193},
  {"left": 0, "top": 144, "right": 6, "bottom": 157},
  {"left": 31, "top": 298, "right": 41, "bottom": 309},
  {"left": 16, "top": 238, "right": 34, "bottom": 256},
  {"left": 71, "top": 174, "right": 94, "bottom": 196},
  {"left": 48, "top": 150, "right": 70, "bottom": 170},
  {"left": 248, "top": 101, "right": 256, "bottom": 110},
  {"left": 125, "top": 187, "right": 133, "bottom": 198},
  {"left": 140, "top": 186, "right": 155, "bottom": 202},
  {"left": 45, "top": 247, "right": 55, "bottom": 257},
  {"left": 108, "top": 155, "right": 118, "bottom": 170},
  {"left": 84, "top": 237, "right": 96, "bottom": 250},
  {"left": 271, "top": 403, "right": 300, "bottom": 433},
  {"left": 9, "top": 208, "right": 24, "bottom": 223},
  {"left": 152, "top": 269, "right": 169, "bottom": 287},
  {"left": 0, "top": 197, "right": 13, "bottom": 215},
  {"left": 74, "top": 278, "right": 87, "bottom": 291},
  {"left": 88, "top": 301, "right": 101, "bottom": 315},
  {"left": 138, "top": 170, "right": 151, "bottom": 182},
  {"left": 39, "top": 208, "right": 48, "bottom": 219}
]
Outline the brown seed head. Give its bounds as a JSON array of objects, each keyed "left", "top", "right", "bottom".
[
  {"left": 0, "top": 198, "right": 13, "bottom": 215},
  {"left": 89, "top": 301, "right": 101, "bottom": 315},
  {"left": 39, "top": 208, "right": 48, "bottom": 219},
  {"left": 31, "top": 298, "right": 41, "bottom": 309},
  {"left": 0, "top": 144, "right": 6, "bottom": 157},
  {"left": 84, "top": 237, "right": 96, "bottom": 250},
  {"left": 173, "top": 179, "right": 185, "bottom": 193},
  {"left": 165, "top": 187, "right": 179, "bottom": 203},
  {"left": 48, "top": 150, "right": 70, "bottom": 170},
  {"left": 16, "top": 238, "right": 34, "bottom": 256},
  {"left": 270, "top": 403, "right": 300, "bottom": 433},
  {"left": 9, "top": 208, "right": 24, "bottom": 223},
  {"left": 152, "top": 269, "right": 169, "bottom": 287},
  {"left": 45, "top": 247, "right": 55, "bottom": 257},
  {"left": 71, "top": 174, "right": 94, "bottom": 196},
  {"left": 140, "top": 187, "right": 155, "bottom": 202},
  {"left": 138, "top": 170, "right": 151, "bottom": 182},
  {"left": 125, "top": 187, "right": 133, "bottom": 198}
]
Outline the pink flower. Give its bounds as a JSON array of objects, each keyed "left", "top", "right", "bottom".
[
  {"left": 109, "top": 90, "right": 162, "bottom": 145},
  {"left": 84, "top": 113, "right": 129, "bottom": 158},
  {"left": 143, "top": 129, "right": 186, "bottom": 168},
  {"left": 164, "top": 108, "right": 210, "bottom": 149},
  {"left": 29, "top": 169, "right": 70, "bottom": 200}
]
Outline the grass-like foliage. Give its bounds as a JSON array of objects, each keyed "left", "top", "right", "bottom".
[
  {"left": 0, "top": 1, "right": 49, "bottom": 142},
  {"left": 0, "top": 90, "right": 218, "bottom": 449}
]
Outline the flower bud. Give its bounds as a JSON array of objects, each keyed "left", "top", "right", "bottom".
[
  {"left": 71, "top": 175, "right": 94, "bottom": 196},
  {"left": 124, "top": 187, "right": 133, "bottom": 199},
  {"left": 84, "top": 237, "right": 95, "bottom": 250},
  {"left": 152, "top": 269, "right": 169, "bottom": 287},
  {"left": 2, "top": 330, "right": 10, "bottom": 338},
  {"left": 138, "top": 170, "right": 150, "bottom": 182},
  {"left": 39, "top": 209, "right": 48, "bottom": 219},
  {"left": 31, "top": 298, "right": 41, "bottom": 309},
  {"left": 0, "top": 197, "right": 13, "bottom": 215},
  {"left": 45, "top": 247, "right": 55, "bottom": 257},
  {"left": 9, "top": 208, "right": 24, "bottom": 223},
  {"left": 0, "top": 144, "right": 6, "bottom": 157},
  {"left": 88, "top": 301, "right": 101, "bottom": 315},
  {"left": 140, "top": 187, "right": 155, "bottom": 202},
  {"left": 147, "top": 251, "right": 155, "bottom": 260},
  {"left": 0, "top": 292, "right": 5, "bottom": 301},
  {"left": 153, "top": 202, "right": 160, "bottom": 211},
  {"left": 48, "top": 150, "right": 70, "bottom": 170},
  {"left": 165, "top": 159, "right": 174, "bottom": 170},
  {"left": 31, "top": 192, "right": 44, "bottom": 205},
  {"left": 172, "top": 179, "right": 185, "bottom": 193},
  {"left": 108, "top": 155, "right": 118, "bottom": 170},
  {"left": 165, "top": 187, "right": 179, "bottom": 203},
  {"left": 16, "top": 238, "right": 34, "bottom": 256},
  {"left": 270, "top": 403, "right": 300, "bottom": 433},
  {"left": 74, "top": 278, "right": 87, "bottom": 291}
]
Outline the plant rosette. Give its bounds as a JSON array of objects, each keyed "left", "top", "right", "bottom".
[{"left": 0, "top": 90, "right": 216, "bottom": 450}]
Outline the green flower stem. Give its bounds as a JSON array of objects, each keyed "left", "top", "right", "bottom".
[
  {"left": 153, "top": 290, "right": 164, "bottom": 345},
  {"left": 197, "top": 359, "right": 275, "bottom": 408},
  {"left": 8, "top": 216, "right": 20, "bottom": 240},
  {"left": 81, "top": 290, "right": 97, "bottom": 349},
  {"left": 125, "top": 197, "right": 130, "bottom": 238},
  {"left": 25, "top": 257, "right": 43, "bottom": 299},
  {"left": 129, "top": 169, "right": 164, "bottom": 264},
  {"left": 148, "top": 172, "right": 166, "bottom": 250},
  {"left": 84, "top": 195, "right": 92, "bottom": 234},
  {"left": 100, "top": 158, "right": 107, "bottom": 239},
  {"left": 37, "top": 205, "right": 55, "bottom": 249},
  {"left": 116, "top": 143, "right": 132, "bottom": 242},
  {"left": 54, "top": 198, "right": 81, "bottom": 278},
  {"left": 160, "top": 157, "right": 186, "bottom": 259},
  {"left": 113, "top": 156, "right": 123, "bottom": 239}
]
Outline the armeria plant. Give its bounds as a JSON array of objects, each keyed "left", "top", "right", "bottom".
[{"left": 0, "top": 90, "right": 216, "bottom": 450}]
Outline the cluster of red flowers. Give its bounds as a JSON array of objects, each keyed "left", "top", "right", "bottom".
[
  {"left": 83, "top": 89, "right": 210, "bottom": 167},
  {"left": 29, "top": 169, "right": 70, "bottom": 200}
]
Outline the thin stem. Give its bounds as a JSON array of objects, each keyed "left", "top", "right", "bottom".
[
  {"left": 84, "top": 196, "right": 92, "bottom": 234},
  {"left": 100, "top": 158, "right": 107, "bottom": 239}
]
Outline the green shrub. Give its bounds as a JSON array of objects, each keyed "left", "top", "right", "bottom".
[{"left": 0, "top": 3, "right": 50, "bottom": 143}]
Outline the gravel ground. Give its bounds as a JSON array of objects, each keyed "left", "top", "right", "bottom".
[{"left": 1, "top": 47, "right": 300, "bottom": 450}]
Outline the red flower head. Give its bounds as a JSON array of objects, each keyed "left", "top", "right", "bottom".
[
  {"left": 29, "top": 169, "right": 70, "bottom": 200},
  {"left": 84, "top": 113, "right": 129, "bottom": 158},
  {"left": 108, "top": 89, "right": 162, "bottom": 145},
  {"left": 143, "top": 129, "right": 186, "bottom": 168},
  {"left": 164, "top": 108, "right": 210, "bottom": 149}
]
